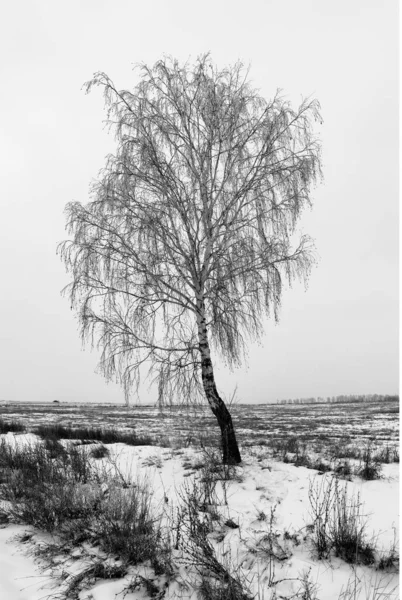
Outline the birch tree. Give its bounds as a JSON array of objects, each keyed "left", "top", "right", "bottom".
[{"left": 59, "top": 55, "right": 322, "bottom": 464}]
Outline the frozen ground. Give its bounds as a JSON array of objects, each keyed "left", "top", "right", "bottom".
[
  {"left": 0, "top": 398, "right": 399, "bottom": 599},
  {"left": 0, "top": 438, "right": 399, "bottom": 599},
  {"left": 0, "top": 397, "right": 398, "bottom": 451}
]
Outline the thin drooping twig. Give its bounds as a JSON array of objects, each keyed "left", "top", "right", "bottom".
[{"left": 59, "top": 54, "right": 322, "bottom": 462}]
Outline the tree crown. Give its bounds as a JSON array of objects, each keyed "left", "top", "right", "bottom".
[{"left": 59, "top": 54, "right": 322, "bottom": 403}]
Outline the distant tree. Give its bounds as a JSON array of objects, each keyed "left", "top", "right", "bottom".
[{"left": 59, "top": 55, "right": 322, "bottom": 464}]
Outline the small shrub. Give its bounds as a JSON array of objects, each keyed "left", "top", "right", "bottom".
[
  {"left": 175, "top": 478, "right": 252, "bottom": 599},
  {"left": 94, "top": 484, "right": 162, "bottom": 565},
  {"left": 377, "top": 533, "right": 399, "bottom": 572},
  {"left": 375, "top": 445, "right": 392, "bottom": 464},
  {"left": 356, "top": 445, "right": 382, "bottom": 480},
  {"left": 272, "top": 435, "right": 301, "bottom": 460},
  {"left": 90, "top": 445, "right": 110, "bottom": 459},
  {"left": 68, "top": 445, "right": 94, "bottom": 483},
  {"left": 0, "top": 418, "right": 25, "bottom": 434},
  {"left": 0, "top": 437, "right": 172, "bottom": 579},
  {"left": 378, "top": 552, "right": 399, "bottom": 571},
  {"left": 0, "top": 440, "right": 66, "bottom": 490},
  {"left": 9, "top": 481, "right": 101, "bottom": 532},
  {"left": 0, "top": 439, "right": 100, "bottom": 531},
  {"left": 312, "top": 459, "right": 332, "bottom": 473},
  {"left": 293, "top": 452, "right": 313, "bottom": 468},
  {"left": 285, "top": 436, "right": 300, "bottom": 454},
  {"left": 176, "top": 478, "right": 226, "bottom": 564},
  {"left": 44, "top": 437, "right": 67, "bottom": 458},
  {"left": 334, "top": 460, "right": 353, "bottom": 479},
  {"left": 308, "top": 478, "right": 335, "bottom": 559},
  {"left": 308, "top": 475, "right": 375, "bottom": 564},
  {"left": 332, "top": 444, "right": 361, "bottom": 461},
  {"left": 254, "top": 505, "right": 290, "bottom": 563}
]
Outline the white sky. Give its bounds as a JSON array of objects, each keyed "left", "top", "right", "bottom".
[{"left": 0, "top": 0, "right": 398, "bottom": 404}]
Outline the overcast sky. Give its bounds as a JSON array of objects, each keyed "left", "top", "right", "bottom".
[{"left": 0, "top": 0, "right": 398, "bottom": 404}]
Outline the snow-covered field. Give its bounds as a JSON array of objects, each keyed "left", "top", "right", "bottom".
[
  {"left": 0, "top": 399, "right": 399, "bottom": 599},
  {"left": 0, "top": 397, "right": 398, "bottom": 450}
]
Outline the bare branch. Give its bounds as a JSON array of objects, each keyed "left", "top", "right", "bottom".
[{"left": 60, "top": 54, "right": 322, "bottom": 414}]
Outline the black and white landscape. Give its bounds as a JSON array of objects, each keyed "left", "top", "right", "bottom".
[{"left": 0, "top": 0, "right": 398, "bottom": 598}]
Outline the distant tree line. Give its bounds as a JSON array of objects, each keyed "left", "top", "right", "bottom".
[{"left": 276, "top": 394, "right": 398, "bottom": 405}]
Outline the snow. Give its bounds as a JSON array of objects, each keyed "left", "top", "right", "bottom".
[
  {"left": 0, "top": 525, "right": 53, "bottom": 600},
  {"left": 0, "top": 429, "right": 399, "bottom": 599}
]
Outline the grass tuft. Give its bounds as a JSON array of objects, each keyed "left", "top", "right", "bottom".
[
  {"left": 0, "top": 418, "right": 25, "bottom": 434},
  {"left": 198, "top": 575, "right": 253, "bottom": 600},
  {"left": 356, "top": 445, "right": 382, "bottom": 480},
  {"left": 35, "top": 423, "right": 156, "bottom": 446},
  {"left": 308, "top": 475, "right": 376, "bottom": 564},
  {"left": 90, "top": 444, "right": 110, "bottom": 459},
  {"left": 93, "top": 483, "right": 162, "bottom": 565},
  {"left": 0, "top": 436, "right": 172, "bottom": 592}
]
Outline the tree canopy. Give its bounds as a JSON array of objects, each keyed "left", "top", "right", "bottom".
[{"left": 59, "top": 55, "right": 322, "bottom": 462}]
